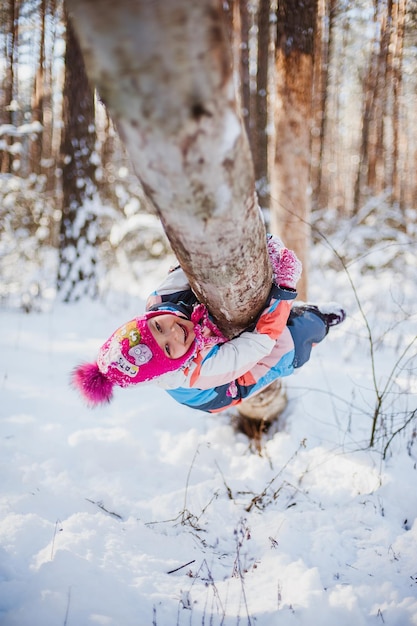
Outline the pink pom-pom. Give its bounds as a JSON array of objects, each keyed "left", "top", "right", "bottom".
[{"left": 71, "top": 362, "right": 114, "bottom": 406}]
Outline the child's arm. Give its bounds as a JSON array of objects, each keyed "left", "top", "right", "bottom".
[
  {"left": 159, "top": 287, "right": 295, "bottom": 391},
  {"left": 146, "top": 235, "right": 301, "bottom": 310},
  {"left": 192, "top": 290, "right": 294, "bottom": 387},
  {"left": 153, "top": 239, "right": 301, "bottom": 390},
  {"left": 146, "top": 266, "right": 193, "bottom": 310}
]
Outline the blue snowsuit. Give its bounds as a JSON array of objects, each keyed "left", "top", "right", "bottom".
[{"left": 146, "top": 268, "right": 328, "bottom": 413}]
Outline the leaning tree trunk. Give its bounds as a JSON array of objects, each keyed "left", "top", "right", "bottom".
[{"left": 64, "top": 0, "right": 272, "bottom": 338}]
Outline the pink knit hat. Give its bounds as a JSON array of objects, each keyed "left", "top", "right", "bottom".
[{"left": 72, "top": 310, "right": 196, "bottom": 406}]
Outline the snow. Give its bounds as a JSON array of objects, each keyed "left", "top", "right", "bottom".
[
  {"left": 0, "top": 122, "right": 43, "bottom": 137},
  {"left": 1, "top": 247, "right": 417, "bottom": 626}
]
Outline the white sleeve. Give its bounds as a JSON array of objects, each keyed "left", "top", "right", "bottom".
[
  {"left": 155, "top": 330, "right": 275, "bottom": 390},
  {"left": 190, "top": 331, "right": 275, "bottom": 389},
  {"left": 146, "top": 267, "right": 191, "bottom": 310},
  {"left": 152, "top": 267, "right": 190, "bottom": 296}
]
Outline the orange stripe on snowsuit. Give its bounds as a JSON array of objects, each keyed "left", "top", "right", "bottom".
[
  {"left": 255, "top": 300, "right": 292, "bottom": 340},
  {"left": 237, "top": 370, "right": 257, "bottom": 386},
  {"left": 189, "top": 351, "right": 204, "bottom": 387}
]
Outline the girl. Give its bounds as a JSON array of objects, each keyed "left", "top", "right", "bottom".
[{"left": 72, "top": 236, "right": 345, "bottom": 411}]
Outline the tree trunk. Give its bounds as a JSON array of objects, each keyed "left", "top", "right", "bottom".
[
  {"left": 390, "top": 0, "right": 407, "bottom": 211},
  {"left": 270, "top": 0, "right": 318, "bottom": 300},
  {"left": 254, "top": 0, "right": 271, "bottom": 213},
  {"left": 367, "top": 0, "right": 390, "bottom": 194},
  {"left": 42, "top": 0, "right": 59, "bottom": 192},
  {"left": 310, "top": 0, "right": 337, "bottom": 211},
  {"left": 1, "top": 0, "right": 18, "bottom": 174},
  {"left": 57, "top": 8, "right": 98, "bottom": 302},
  {"left": 353, "top": 1, "right": 381, "bottom": 214},
  {"left": 64, "top": 0, "right": 272, "bottom": 338},
  {"left": 238, "top": 0, "right": 254, "bottom": 155},
  {"left": 30, "top": 0, "right": 46, "bottom": 176}
]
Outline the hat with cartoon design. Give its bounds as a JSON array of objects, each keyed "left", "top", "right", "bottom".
[{"left": 72, "top": 310, "right": 195, "bottom": 406}]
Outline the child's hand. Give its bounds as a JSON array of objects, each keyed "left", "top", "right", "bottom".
[
  {"left": 267, "top": 236, "right": 302, "bottom": 290},
  {"left": 275, "top": 248, "right": 302, "bottom": 290}
]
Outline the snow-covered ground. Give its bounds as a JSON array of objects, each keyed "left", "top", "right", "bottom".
[{"left": 1, "top": 241, "right": 416, "bottom": 626}]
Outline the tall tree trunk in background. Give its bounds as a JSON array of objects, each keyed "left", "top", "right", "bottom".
[
  {"left": 310, "top": 0, "right": 337, "bottom": 211},
  {"left": 367, "top": 0, "right": 390, "bottom": 194},
  {"left": 238, "top": 0, "right": 254, "bottom": 157},
  {"left": 57, "top": 9, "right": 98, "bottom": 302},
  {"left": 222, "top": 1, "right": 250, "bottom": 146},
  {"left": 222, "top": 0, "right": 235, "bottom": 37},
  {"left": 270, "top": 0, "right": 318, "bottom": 300},
  {"left": 310, "top": 0, "right": 325, "bottom": 208},
  {"left": 99, "top": 105, "right": 116, "bottom": 201},
  {"left": 44, "top": 0, "right": 59, "bottom": 192},
  {"left": 390, "top": 0, "right": 407, "bottom": 212},
  {"left": 64, "top": 0, "right": 272, "bottom": 338},
  {"left": 0, "top": 0, "right": 11, "bottom": 172},
  {"left": 1, "top": 0, "right": 18, "bottom": 173},
  {"left": 353, "top": 61, "right": 374, "bottom": 211},
  {"left": 11, "top": 0, "right": 19, "bottom": 124},
  {"left": 254, "top": 0, "right": 271, "bottom": 213},
  {"left": 353, "top": 0, "right": 383, "bottom": 214},
  {"left": 30, "top": 0, "right": 46, "bottom": 175}
]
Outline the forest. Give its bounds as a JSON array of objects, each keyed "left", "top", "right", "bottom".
[
  {"left": 1, "top": 0, "right": 416, "bottom": 309},
  {"left": 1, "top": 1, "right": 417, "bottom": 625}
]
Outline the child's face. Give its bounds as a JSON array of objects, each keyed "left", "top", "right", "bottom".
[{"left": 147, "top": 314, "right": 196, "bottom": 360}]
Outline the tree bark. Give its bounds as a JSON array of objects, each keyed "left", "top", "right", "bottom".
[
  {"left": 389, "top": 0, "right": 407, "bottom": 211},
  {"left": 57, "top": 8, "right": 98, "bottom": 302},
  {"left": 310, "top": 0, "right": 337, "bottom": 211},
  {"left": 30, "top": 0, "right": 46, "bottom": 175},
  {"left": 64, "top": 0, "right": 272, "bottom": 338},
  {"left": 1, "top": 0, "right": 18, "bottom": 174},
  {"left": 254, "top": 0, "right": 271, "bottom": 213},
  {"left": 238, "top": 0, "right": 254, "bottom": 155},
  {"left": 43, "top": 0, "right": 59, "bottom": 192},
  {"left": 353, "top": 0, "right": 382, "bottom": 214},
  {"left": 367, "top": 0, "right": 390, "bottom": 194},
  {"left": 270, "top": 0, "right": 318, "bottom": 300}
]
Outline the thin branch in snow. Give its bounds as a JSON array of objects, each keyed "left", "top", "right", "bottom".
[
  {"left": 51, "top": 519, "right": 63, "bottom": 561},
  {"left": 244, "top": 440, "right": 306, "bottom": 512},
  {"left": 85, "top": 498, "right": 123, "bottom": 520},
  {"left": 167, "top": 560, "right": 196, "bottom": 575},
  {"left": 181, "top": 445, "right": 200, "bottom": 525},
  {"left": 215, "top": 459, "right": 234, "bottom": 500},
  {"left": 63, "top": 587, "right": 72, "bottom": 626}
]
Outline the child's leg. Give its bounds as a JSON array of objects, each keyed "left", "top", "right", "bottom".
[{"left": 287, "top": 303, "right": 345, "bottom": 368}]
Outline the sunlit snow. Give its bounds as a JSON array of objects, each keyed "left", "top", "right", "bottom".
[{"left": 1, "top": 231, "right": 416, "bottom": 626}]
